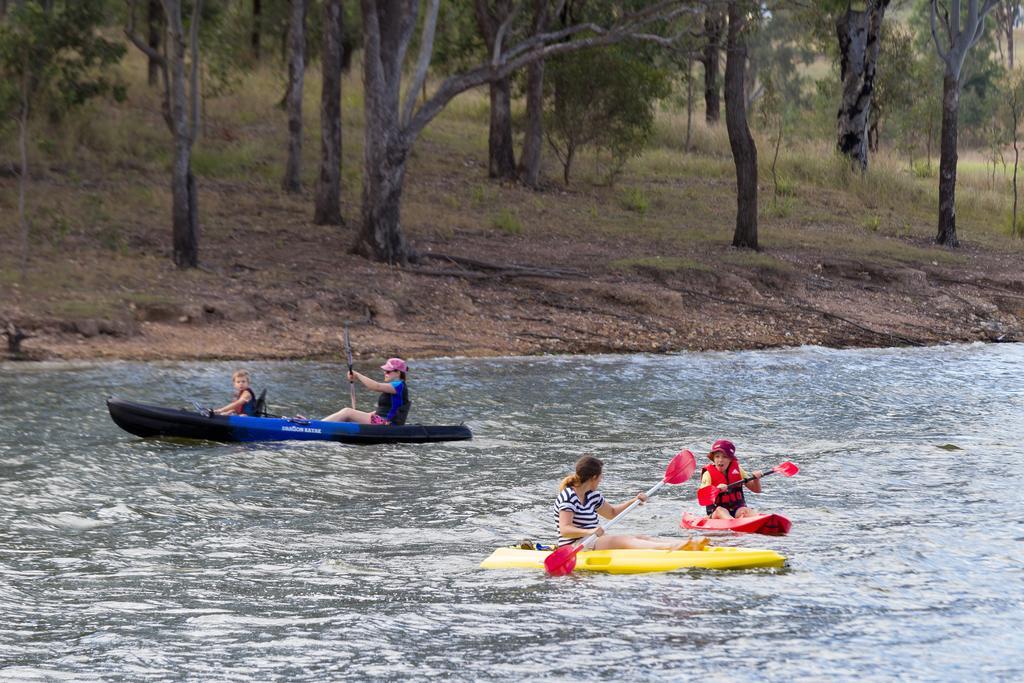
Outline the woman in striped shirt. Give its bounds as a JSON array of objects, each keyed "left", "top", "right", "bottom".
[{"left": 554, "top": 455, "right": 687, "bottom": 550}]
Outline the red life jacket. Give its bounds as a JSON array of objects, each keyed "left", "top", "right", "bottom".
[{"left": 702, "top": 461, "right": 746, "bottom": 514}]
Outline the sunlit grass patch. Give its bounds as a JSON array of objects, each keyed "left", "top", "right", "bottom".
[
  {"left": 619, "top": 187, "right": 650, "bottom": 215},
  {"left": 491, "top": 209, "right": 522, "bottom": 234},
  {"left": 192, "top": 141, "right": 265, "bottom": 179}
]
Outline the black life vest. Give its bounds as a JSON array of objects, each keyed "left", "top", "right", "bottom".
[
  {"left": 702, "top": 461, "right": 746, "bottom": 514},
  {"left": 374, "top": 380, "right": 410, "bottom": 425},
  {"left": 237, "top": 387, "right": 258, "bottom": 416}
]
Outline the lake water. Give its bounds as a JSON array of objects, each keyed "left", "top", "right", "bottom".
[{"left": 1, "top": 344, "right": 1022, "bottom": 680}]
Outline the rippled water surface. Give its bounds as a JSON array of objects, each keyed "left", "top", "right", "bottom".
[{"left": 2, "top": 344, "right": 1023, "bottom": 680}]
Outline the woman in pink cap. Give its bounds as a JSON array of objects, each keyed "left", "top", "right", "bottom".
[
  {"left": 322, "top": 357, "right": 411, "bottom": 425},
  {"left": 699, "top": 439, "right": 762, "bottom": 519}
]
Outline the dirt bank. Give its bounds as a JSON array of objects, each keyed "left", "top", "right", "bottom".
[{"left": 5, "top": 216, "right": 1023, "bottom": 363}]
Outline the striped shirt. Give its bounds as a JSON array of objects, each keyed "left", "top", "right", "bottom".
[{"left": 553, "top": 487, "right": 606, "bottom": 546}]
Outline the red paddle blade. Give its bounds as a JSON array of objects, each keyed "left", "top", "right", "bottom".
[
  {"left": 543, "top": 544, "right": 582, "bottom": 576},
  {"left": 773, "top": 461, "right": 799, "bottom": 477},
  {"left": 696, "top": 484, "right": 718, "bottom": 507},
  {"left": 664, "top": 450, "right": 697, "bottom": 484}
]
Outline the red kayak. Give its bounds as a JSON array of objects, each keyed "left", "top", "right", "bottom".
[{"left": 680, "top": 512, "right": 792, "bottom": 536}]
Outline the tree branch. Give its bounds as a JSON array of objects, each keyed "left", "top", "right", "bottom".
[
  {"left": 401, "top": 0, "right": 440, "bottom": 127},
  {"left": 405, "top": 1, "right": 696, "bottom": 143},
  {"left": 125, "top": 0, "right": 165, "bottom": 64},
  {"left": 929, "top": 0, "right": 950, "bottom": 63}
]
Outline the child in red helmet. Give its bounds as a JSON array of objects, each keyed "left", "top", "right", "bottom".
[{"left": 699, "top": 439, "right": 763, "bottom": 519}]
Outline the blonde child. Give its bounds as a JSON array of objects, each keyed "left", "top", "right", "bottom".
[{"left": 212, "top": 370, "right": 258, "bottom": 416}]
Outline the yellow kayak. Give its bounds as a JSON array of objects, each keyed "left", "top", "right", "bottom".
[{"left": 480, "top": 545, "right": 786, "bottom": 574}]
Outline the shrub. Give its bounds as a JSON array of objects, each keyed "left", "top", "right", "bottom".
[
  {"left": 620, "top": 187, "right": 650, "bottom": 216},
  {"left": 491, "top": 209, "right": 522, "bottom": 235}
]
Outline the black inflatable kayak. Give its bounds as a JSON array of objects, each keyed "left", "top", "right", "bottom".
[{"left": 107, "top": 398, "right": 473, "bottom": 445}]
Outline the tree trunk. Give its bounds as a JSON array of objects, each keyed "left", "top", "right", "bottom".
[
  {"left": 725, "top": 1, "right": 757, "bottom": 250},
  {"left": 487, "top": 77, "right": 516, "bottom": 179},
  {"left": 474, "top": 0, "right": 517, "bottom": 180},
  {"left": 166, "top": 0, "right": 199, "bottom": 268},
  {"left": 147, "top": 0, "right": 162, "bottom": 87},
  {"left": 357, "top": 126, "right": 411, "bottom": 265},
  {"left": 685, "top": 53, "right": 694, "bottom": 150},
  {"left": 314, "top": 0, "right": 344, "bottom": 225},
  {"left": 517, "top": 0, "right": 548, "bottom": 187},
  {"left": 252, "top": 0, "right": 262, "bottom": 59},
  {"left": 353, "top": 0, "right": 414, "bottom": 265},
  {"left": 835, "top": 0, "right": 890, "bottom": 173},
  {"left": 561, "top": 143, "right": 575, "bottom": 186},
  {"left": 1009, "top": 17, "right": 1016, "bottom": 71},
  {"left": 282, "top": 0, "right": 307, "bottom": 193},
  {"left": 518, "top": 60, "right": 545, "bottom": 187},
  {"left": 702, "top": 7, "right": 724, "bottom": 125},
  {"left": 17, "top": 62, "right": 29, "bottom": 280},
  {"left": 936, "top": 72, "right": 960, "bottom": 247}
]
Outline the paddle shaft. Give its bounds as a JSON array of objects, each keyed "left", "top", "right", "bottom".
[
  {"left": 580, "top": 479, "right": 667, "bottom": 550},
  {"left": 343, "top": 327, "right": 356, "bottom": 409},
  {"left": 704, "top": 470, "right": 774, "bottom": 505}
]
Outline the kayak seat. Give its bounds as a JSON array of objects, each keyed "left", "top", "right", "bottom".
[{"left": 254, "top": 388, "right": 268, "bottom": 417}]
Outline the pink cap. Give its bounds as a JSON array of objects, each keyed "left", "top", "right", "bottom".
[
  {"left": 708, "top": 439, "right": 736, "bottom": 461},
  {"left": 381, "top": 357, "right": 408, "bottom": 373}
]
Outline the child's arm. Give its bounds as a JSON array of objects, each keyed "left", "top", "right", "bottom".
[
  {"left": 212, "top": 390, "right": 253, "bottom": 416},
  {"left": 741, "top": 467, "right": 763, "bottom": 493}
]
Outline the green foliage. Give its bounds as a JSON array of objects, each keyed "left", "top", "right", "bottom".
[
  {"left": 490, "top": 209, "right": 522, "bottom": 234},
  {"left": 1007, "top": 208, "right": 1024, "bottom": 238},
  {"left": 0, "top": 2, "right": 126, "bottom": 123},
  {"left": 912, "top": 160, "right": 936, "bottom": 178},
  {"left": 765, "top": 195, "right": 795, "bottom": 219},
  {"left": 544, "top": 45, "right": 672, "bottom": 185},
  {"left": 619, "top": 187, "right": 650, "bottom": 216}
]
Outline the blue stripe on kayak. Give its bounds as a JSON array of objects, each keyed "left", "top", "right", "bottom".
[{"left": 225, "top": 415, "right": 362, "bottom": 442}]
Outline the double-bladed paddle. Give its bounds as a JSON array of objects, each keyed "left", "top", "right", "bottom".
[
  {"left": 543, "top": 449, "right": 697, "bottom": 577},
  {"left": 342, "top": 326, "right": 356, "bottom": 410},
  {"left": 696, "top": 461, "right": 799, "bottom": 507}
]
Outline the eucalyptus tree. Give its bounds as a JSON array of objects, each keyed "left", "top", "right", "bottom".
[
  {"left": 147, "top": 0, "right": 161, "bottom": 86},
  {"left": 474, "top": 0, "right": 519, "bottom": 179},
  {"left": 700, "top": 2, "right": 723, "bottom": 124},
  {"left": 314, "top": 0, "right": 344, "bottom": 225},
  {"left": 1008, "top": 71, "right": 1024, "bottom": 237},
  {"left": 993, "top": 1, "right": 1020, "bottom": 69},
  {"left": 0, "top": 1, "right": 125, "bottom": 277},
  {"left": 836, "top": 0, "right": 892, "bottom": 172},
  {"left": 928, "top": 0, "right": 999, "bottom": 247},
  {"left": 126, "top": 0, "right": 205, "bottom": 268},
  {"left": 544, "top": 44, "right": 671, "bottom": 184},
  {"left": 724, "top": 0, "right": 757, "bottom": 249},
  {"left": 517, "top": 0, "right": 550, "bottom": 186},
  {"left": 281, "top": 0, "right": 307, "bottom": 193},
  {"left": 355, "top": 0, "right": 693, "bottom": 265}
]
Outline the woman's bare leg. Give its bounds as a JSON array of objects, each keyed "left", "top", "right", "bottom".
[
  {"left": 321, "top": 407, "right": 375, "bottom": 423},
  {"left": 593, "top": 534, "right": 688, "bottom": 551}
]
